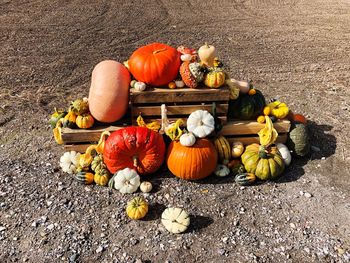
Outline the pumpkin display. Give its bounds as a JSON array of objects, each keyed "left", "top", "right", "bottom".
[
  {"left": 76, "top": 113, "right": 94, "bottom": 129},
  {"left": 213, "top": 136, "right": 231, "bottom": 163},
  {"left": 204, "top": 67, "right": 226, "bottom": 88},
  {"left": 234, "top": 173, "right": 256, "bottom": 186},
  {"left": 110, "top": 168, "right": 141, "bottom": 194},
  {"left": 59, "top": 151, "right": 81, "bottom": 174},
  {"left": 214, "top": 164, "right": 230, "bottom": 177},
  {"left": 49, "top": 108, "right": 67, "bottom": 129},
  {"left": 198, "top": 43, "right": 216, "bottom": 67},
  {"left": 128, "top": 43, "right": 181, "bottom": 86},
  {"left": 267, "top": 101, "right": 289, "bottom": 119},
  {"left": 126, "top": 197, "right": 149, "bottom": 220},
  {"left": 228, "top": 89, "right": 266, "bottom": 120},
  {"left": 75, "top": 172, "right": 94, "bottom": 185},
  {"left": 63, "top": 110, "right": 77, "bottom": 128},
  {"left": 180, "top": 61, "right": 203, "bottom": 88},
  {"left": 103, "top": 127, "right": 166, "bottom": 175},
  {"left": 161, "top": 207, "right": 190, "bottom": 234},
  {"left": 70, "top": 98, "right": 89, "bottom": 115},
  {"left": 140, "top": 181, "right": 153, "bottom": 193},
  {"left": 231, "top": 141, "right": 245, "bottom": 159},
  {"left": 166, "top": 139, "right": 218, "bottom": 180},
  {"left": 88, "top": 60, "right": 130, "bottom": 123},
  {"left": 241, "top": 143, "right": 285, "bottom": 180},
  {"left": 187, "top": 110, "right": 215, "bottom": 138},
  {"left": 287, "top": 123, "right": 310, "bottom": 157},
  {"left": 276, "top": 143, "right": 292, "bottom": 166},
  {"left": 179, "top": 132, "right": 196, "bottom": 147}
]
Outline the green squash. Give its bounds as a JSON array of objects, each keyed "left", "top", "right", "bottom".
[
  {"left": 287, "top": 123, "right": 310, "bottom": 157},
  {"left": 234, "top": 173, "right": 256, "bottom": 186},
  {"left": 241, "top": 143, "right": 285, "bottom": 180},
  {"left": 49, "top": 108, "right": 67, "bottom": 129},
  {"left": 75, "top": 172, "right": 94, "bottom": 185},
  {"left": 228, "top": 89, "right": 266, "bottom": 120}
]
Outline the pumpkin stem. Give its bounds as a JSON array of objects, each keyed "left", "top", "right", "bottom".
[
  {"left": 204, "top": 42, "right": 209, "bottom": 48},
  {"left": 259, "top": 145, "right": 268, "bottom": 159},
  {"left": 153, "top": 48, "right": 167, "bottom": 54},
  {"left": 133, "top": 156, "right": 138, "bottom": 168}
]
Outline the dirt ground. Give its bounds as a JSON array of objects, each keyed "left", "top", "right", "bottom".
[{"left": 0, "top": 0, "right": 350, "bottom": 262}]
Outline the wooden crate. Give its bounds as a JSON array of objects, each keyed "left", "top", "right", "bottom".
[{"left": 130, "top": 87, "right": 230, "bottom": 124}]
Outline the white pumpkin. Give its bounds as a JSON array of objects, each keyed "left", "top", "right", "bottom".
[
  {"left": 179, "top": 132, "right": 196, "bottom": 147},
  {"left": 214, "top": 164, "right": 230, "bottom": 177},
  {"left": 60, "top": 151, "right": 81, "bottom": 174},
  {"left": 112, "top": 168, "right": 141, "bottom": 194},
  {"left": 134, "top": 81, "right": 146, "bottom": 91},
  {"left": 276, "top": 143, "right": 292, "bottom": 166},
  {"left": 231, "top": 141, "right": 245, "bottom": 158},
  {"left": 175, "top": 80, "right": 185, "bottom": 88},
  {"left": 140, "top": 181, "right": 153, "bottom": 193},
  {"left": 161, "top": 207, "right": 190, "bottom": 234},
  {"left": 187, "top": 110, "right": 215, "bottom": 138},
  {"left": 180, "top": 54, "right": 192, "bottom": 62}
]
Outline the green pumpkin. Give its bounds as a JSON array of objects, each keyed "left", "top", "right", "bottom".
[
  {"left": 287, "top": 123, "right": 310, "bottom": 157},
  {"left": 241, "top": 143, "right": 285, "bottom": 180},
  {"left": 91, "top": 154, "right": 106, "bottom": 173},
  {"left": 234, "top": 173, "right": 256, "bottom": 186},
  {"left": 228, "top": 89, "right": 266, "bottom": 120}
]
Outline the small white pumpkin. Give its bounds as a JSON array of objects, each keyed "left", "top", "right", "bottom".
[
  {"left": 214, "top": 164, "right": 230, "bottom": 177},
  {"left": 276, "top": 143, "right": 292, "bottom": 166},
  {"left": 175, "top": 80, "right": 185, "bottom": 88},
  {"left": 232, "top": 141, "right": 245, "bottom": 158},
  {"left": 187, "top": 110, "right": 215, "bottom": 138},
  {"left": 134, "top": 81, "right": 146, "bottom": 92},
  {"left": 161, "top": 207, "right": 190, "bottom": 234},
  {"left": 180, "top": 54, "right": 192, "bottom": 62},
  {"left": 60, "top": 151, "right": 81, "bottom": 174},
  {"left": 179, "top": 132, "right": 196, "bottom": 147},
  {"left": 112, "top": 168, "right": 141, "bottom": 194},
  {"left": 140, "top": 181, "right": 153, "bottom": 193}
]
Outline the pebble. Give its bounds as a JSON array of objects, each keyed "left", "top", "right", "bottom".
[
  {"left": 304, "top": 247, "right": 310, "bottom": 254},
  {"left": 222, "top": 237, "right": 229, "bottom": 243},
  {"left": 0, "top": 226, "right": 6, "bottom": 232},
  {"left": 47, "top": 224, "right": 55, "bottom": 230},
  {"left": 69, "top": 253, "right": 79, "bottom": 262},
  {"left": 290, "top": 223, "right": 296, "bottom": 229},
  {"left": 96, "top": 246, "right": 104, "bottom": 253},
  {"left": 218, "top": 248, "right": 226, "bottom": 255},
  {"left": 46, "top": 201, "right": 53, "bottom": 206},
  {"left": 304, "top": 192, "right": 312, "bottom": 198}
]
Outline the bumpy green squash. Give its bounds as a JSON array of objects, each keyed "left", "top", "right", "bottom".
[
  {"left": 228, "top": 89, "right": 265, "bottom": 120},
  {"left": 241, "top": 143, "right": 285, "bottom": 180},
  {"left": 287, "top": 123, "right": 310, "bottom": 157}
]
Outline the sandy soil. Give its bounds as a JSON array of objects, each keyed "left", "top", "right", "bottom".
[{"left": 0, "top": 0, "right": 349, "bottom": 262}]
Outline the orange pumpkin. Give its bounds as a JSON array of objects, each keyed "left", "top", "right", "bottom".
[
  {"left": 128, "top": 43, "right": 181, "bottom": 86},
  {"left": 88, "top": 60, "right": 130, "bottom": 123},
  {"left": 166, "top": 139, "right": 218, "bottom": 180}
]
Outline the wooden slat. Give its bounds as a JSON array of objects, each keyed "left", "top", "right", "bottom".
[
  {"left": 64, "top": 144, "right": 92, "bottom": 153},
  {"left": 219, "top": 119, "right": 290, "bottom": 136},
  {"left": 61, "top": 126, "right": 125, "bottom": 143},
  {"left": 226, "top": 133, "right": 288, "bottom": 145},
  {"left": 130, "top": 87, "right": 230, "bottom": 103},
  {"left": 131, "top": 116, "right": 227, "bottom": 126},
  {"left": 132, "top": 104, "right": 228, "bottom": 116}
]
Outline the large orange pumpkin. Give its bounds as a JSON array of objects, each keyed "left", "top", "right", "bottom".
[
  {"left": 103, "top": 126, "right": 166, "bottom": 175},
  {"left": 166, "top": 139, "right": 218, "bottom": 180},
  {"left": 128, "top": 43, "right": 181, "bottom": 86},
  {"left": 88, "top": 60, "right": 130, "bottom": 123}
]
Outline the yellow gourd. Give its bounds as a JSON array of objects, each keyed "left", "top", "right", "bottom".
[
  {"left": 126, "top": 197, "right": 149, "bottom": 220},
  {"left": 268, "top": 101, "right": 289, "bottom": 119},
  {"left": 76, "top": 113, "right": 94, "bottom": 129}
]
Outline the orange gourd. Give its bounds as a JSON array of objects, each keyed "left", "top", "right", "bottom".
[
  {"left": 88, "top": 60, "right": 130, "bottom": 123},
  {"left": 128, "top": 43, "right": 181, "bottom": 86},
  {"left": 166, "top": 139, "right": 218, "bottom": 180}
]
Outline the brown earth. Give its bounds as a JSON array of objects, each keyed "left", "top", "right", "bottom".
[{"left": 0, "top": 0, "right": 350, "bottom": 262}]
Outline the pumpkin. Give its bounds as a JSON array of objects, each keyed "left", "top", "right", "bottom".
[
  {"left": 75, "top": 172, "right": 94, "bottom": 185},
  {"left": 88, "top": 60, "right": 130, "bottom": 123},
  {"left": 213, "top": 136, "right": 231, "bottom": 163},
  {"left": 287, "top": 123, "right": 310, "bottom": 157},
  {"left": 168, "top": 82, "right": 176, "bottom": 89},
  {"left": 234, "top": 173, "right": 256, "bottom": 186},
  {"left": 204, "top": 67, "right": 226, "bottom": 88},
  {"left": 241, "top": 144, "right": 285, "bottom": 180},
  {"left": 128, "top": 43, "right": 181, "bottom": 86},
  {"left": 130, "top": 80, "right": 137, "bottom": 88},
  {"left": 76, "top": 113, "right": 94, "bottom": 129},
  {"left": 70, "top": 98, "right": 89, "bottom": 115},
  {"left": 49, "top": 108, "right": 67, "bottom": 129},
  {"left": 110, "top": 168, "right": 140, "bottom": 194},
  {"left": 231, "top": 141, "right": 245, "bottom": 158},
  {"left": 228, "top": 89, "right": 266, "bottom": 120},
  {"left": 103, "top": 127, "right": 166, "bottom": 175},
  {"left": 60, "top": 151, "right": 81, "bottom": 174},
  {"left": 198, "top": 43, "right": 216, "bottom": 67},
  {"left": 180, "top": 54, "right": 192, "bottom": 62},
  {"left": 161, "top": 207, "right": 190, "bottom": 234},
  {"left": 91, "top": 154, "right": 105, "bottom": 173},
  {"left": 94, "top": 168, "right": 110, "bottom": 186},
  {"left": 180, "top": 61, "right": 202, "bottom": 88},
  {"left": 175, "top": 80, "right": 185, "bottom": 88},
  {"left": 140, "top": 181, "right": 153, "bottom": 193},
  {"left": 53, "top": 118, "right": 64, "bottom": 144},
  {"left": 63, "top": 110, "right": 77, "bottom": 128},
  {"left": 214, "top": 164, "right": 230, "bottom": 177},
  {"left": 231, "top": 163, "right": 246, "bottom": 176},
  {"left": 267, "top": 101, "right": 289, "bottom": 119},
  {"left": 133, "top": 81, "right": 147, "bottom": 92},
  {"left": 276, "top": 143, "right": 292, "bottom": 166},
  {"left": 126, "top": 197, "right": 149, "bottom": 220},
  {"left": 179, "top": 132, "right": 196, "bottom": 147},
  {"left": 187, "top": 110, "right": 215, "bottom": 138},
  {"left": 293, "top": 113, "right": 307, "bottom": 124},
  {"left": 263, "top": 106, "right": 271, "bottom": 116},
  {"left": 166, "top": 139, "right": 218, "bottom": 180},
  {"left": 248, "top": 88, "right": 257, "bottom": 96}
]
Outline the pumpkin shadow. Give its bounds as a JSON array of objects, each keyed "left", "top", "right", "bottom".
[
  {"left": 188, "top": 215, "right": 214, "bottom": 232},
  {"left": 142, "top": 202, "right": 166, "bottom": 221},
  {"left": 196, "top": 174, "right": 237, "bottom": 185}
]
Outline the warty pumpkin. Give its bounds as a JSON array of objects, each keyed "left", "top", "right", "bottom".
[
  {"left": 76, "top": 113, "right": 94, "bottom": 129},
  {"left": 128, "top": 43, "right": 181, "bottom": 86},
  {"left": 204, "top": 67, "right": 226, "bottom": 88},
  {"left": 287, "top": 123, "right": 310, "bottom": 157},
  {"left": 166, "top": 139, "right": 218, "bottom": 180},
  {"left": 103, "top": 127, "right": 166, "bottom": 175},
  {"left": 126, "top": 197, "right": 149, "bottom": 220},
  {"left": 180, "top": 61, "right": 202, "bottom": 88}
]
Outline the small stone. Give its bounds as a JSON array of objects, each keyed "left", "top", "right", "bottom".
[
  {"left": 135, "top": 260, "right": 142, "bottom": 263},
  {"left": 69, "top": 253, "right": 79, "bottom": 262},
  {"left": 290, "top": 223, "right": 296, "bottom": 229},
  {"left": 100, "top": 233, "right": 106, "bottom": 238},
  {"left": 304, "top": 192, "right": 312, "bottom": 198},
  {"left": 304, "top": 247, "right": 310, "bottom": 254},
  {"left": 57, "top": 185, "right": 64, "bottom": 191},
  {"left": 240, "top": 186, "right": 245, "bottom": 190},
  {"left": 164, "top": 194, "right": 170, "bottom": 199},
  {"left": 84, "top": 187, "right": 91, "bottom": 192},
  {"left": 13, "top": 237, "right": 18, "bottom": 241},
  {"left": 336, "top": 247, "right": 345, "bottom": 255},
  {"left": 159, "top": 243, "right": 165, "bottom": 250},
  {"left": 222, "top": 237, "right": 229, "bottom": 243},
  {"left": 46, "top": 201, "right": 53, "bottom": 206},
  {"left": 321, "top": 157, "right": 326, "bottom": 160},
  {"left": 96, "top": 246, "right": 104, "bottom": 253},
  {"left": 41, "top": 216, "right": 48, "bottom": 223},
  {"left": 0, "top": 226, "right": 6, "bottom": 232},
  {"left": 299, "top": 191, "right": 304, "bottom": 196},
  {"left": 47, "top": 224, "right": 55, "bottom": 230},
  {"left": 218, "top": 248, "right": 226, "bottom": 255}
]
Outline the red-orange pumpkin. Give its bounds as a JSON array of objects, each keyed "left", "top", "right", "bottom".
[
  {"left": 128, "top": 43, "right": 181, "bottom": 86},
  {"left": 88, "top": 60, "right": 130, "bottom": 123},
  {"left": 166, "top": 139, "right": 218, "bottom": 180},
  {"left": 103, "top": 126, "right": 166, "bottom": 175}
]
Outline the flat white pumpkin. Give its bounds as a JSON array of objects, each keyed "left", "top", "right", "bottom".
[
  {"left": 276, "top": 143, "right": 292, "bottom": 166},
  {"left": 179, "top": 132, "right": 196, "bottom": 147},
  {"left": 161, "top": 207, "right": 190, "bottom": 234},
  {"left": 113, "top": 168, "right": 140, "bottom": 194},
  {"left": 187, "top": 110, "right": 215, "bottom": 138},
  {"left": 60, "top": 151, "right": 81, "bottom": 174}
]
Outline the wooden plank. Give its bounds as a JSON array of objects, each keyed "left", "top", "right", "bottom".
[
  {"left": 132, "top": 104, "right": 228, "bottom": 116},
  {"left": 226, "top": 133, "right": 288, "bottom": 145},
  {"left": 61, "top": 126, "right": 125, "bottom": 143},
  {"left": 130, "top": 87, "right": 230, "bottom": 103},
  {"left": 131, "top": 116, "right": 227, "bottom": 125},
  {"left": 219, "top": 119, "right": 290, "bottom": 136},
  {"left": 64, "top": 144, "right": 92, "bottom": 153}
]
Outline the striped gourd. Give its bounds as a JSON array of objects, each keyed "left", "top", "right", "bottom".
[
  {"left": 204, "top": 67, "right": 226, "bottom": 88},
  {"left": 213, "top": 136, "right": 231, "bottom": 163},
  {"left": 75, "top": 172, "right": 94, "bottom": 185},
  {"left": 234, "top": 173, "right": 256, "bottom": 186}
]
